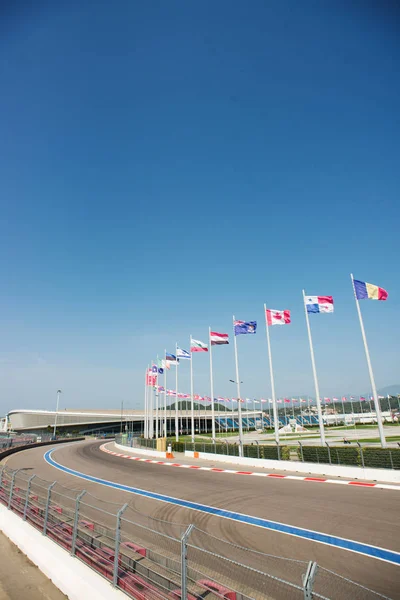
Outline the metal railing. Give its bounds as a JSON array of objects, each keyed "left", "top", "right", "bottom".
[{"left": 0, "top": 463, "right": 392, "bottom": 599}]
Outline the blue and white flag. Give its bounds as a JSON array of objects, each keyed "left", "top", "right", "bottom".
[
  {"left": 176, "top": 347, "right": 191, "bottom": 360},
  {"left": 234, "top": 320, "right": 257, "bottom": 335}
]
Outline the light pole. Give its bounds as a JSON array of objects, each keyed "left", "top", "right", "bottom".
[
  {"left": 53, "top": 390, "right": 62, "bottom": 439},
  {"left": 229, "top": 379, "right": 243, "bottom": 454}
]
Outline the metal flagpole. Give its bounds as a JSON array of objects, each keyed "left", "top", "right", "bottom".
[
  {"left": 155, "top": 359, "right": 159, "bottom": 439},
  {"left": 149, "top": 376, "right": 154, "bottom": 438},
  {"left": 302, "top": 290, "right": 326, "bottom": 445},
  {"left": 209, "top": 327, "right": 216, "bottom": 440},
  {"left": 233, "top": 316, "right": 244, "bottom": 456},
  {"left": 144, "top": 367, "right": 148, "bottom": 438},
  {"left": 164, "top": 350, "right": 167, "bottom": 438},
  {"left": 350, "top": 274, "right": 386, "bottom": 447},
  {"left": 175, "top": 344, "right": 179, "bottom": 442},
  {"left": 264, "top": 305, "right": 280, "bottom": 444},
  {"left": 190, "top": 335, "right": 195, "bottom": 442}
]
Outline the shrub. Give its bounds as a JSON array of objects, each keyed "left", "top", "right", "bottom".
[
  {"left": 362, "top": 447, "right": 400, "bottom": 470},
  {"left": 262, "top": 445, "right": 290, "bottom": 461},
  {"left": 298, "top": 445, "right": 359, "bottom": 466}
]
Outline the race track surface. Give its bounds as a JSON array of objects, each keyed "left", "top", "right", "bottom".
[{"left": 4, "top": 440, "right": 400, "bottom": 598}]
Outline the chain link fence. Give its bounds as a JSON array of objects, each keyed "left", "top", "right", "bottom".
[{"left": 0, "top": 463, "right": 393, "bottom": 599}]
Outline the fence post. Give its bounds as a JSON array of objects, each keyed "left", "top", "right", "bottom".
[
  {"left": 356, "top": 442, "right": 365, "bottom": 469},
  {"left": 224, "top": 440, "right": 229, "bottom": 455},
  {"left": 302, "top": 560, "right": 318, "bottom": 600},
  {"left": 255, "top": 440, "right": 260, "bottom": 459},
  {"left": 23, "top": 475, "right": 36, "bottom": 521},
  {"left": 43, "top": 482, "right": 56, "bottom": 536},
  {"left": 389, "top": 450, "right": 394, "bottom": 470},
  {"left": 0, "top": 465, "right": 4, "bottom": 491},
  {"left": 8, "top": 469, "right": 21, "bottom": 509},
  {"left": 298, "top": 442, "right": 304, "bottom": 462},
  {"left": 113, "top": 503, "right": 128, "bottom": 588},
  {"left": 325, "top": 442, "right": 331, "bottom": 465},
  {"left": 71, "top": 490, "right": 86, "bottom": 556},
  {"left": 275, "top": 440, "right": 281, "bottom": 461},
  {"left": 181, "top": 523, "right": 194, "bottom": 600}
]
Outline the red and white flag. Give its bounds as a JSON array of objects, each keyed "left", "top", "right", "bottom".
[
  {"left": 266, "top": 309, "right": 291, "bottom": 326},
  {"left": 210, "top": 331, "right": 229, "bottom": 345}
]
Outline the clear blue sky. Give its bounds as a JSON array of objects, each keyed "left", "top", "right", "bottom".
[{"left": 1, "top": 2, "right": 399, "bottom": 413}]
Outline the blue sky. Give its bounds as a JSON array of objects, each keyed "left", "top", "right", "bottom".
[{"left": 0, "top": 2, "right": 399, "bottom": 413}]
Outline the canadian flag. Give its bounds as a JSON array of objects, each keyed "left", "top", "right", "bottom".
[{"left": 266, "top": 309, "right": 291, "bottom": 326}]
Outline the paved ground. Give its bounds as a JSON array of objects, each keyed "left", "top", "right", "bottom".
[
  {"left": 0, "top": 531, "right": 67, "bottom": 600},
  {"left": 4, "top": 440, "right": 399, "bottom": 599}
]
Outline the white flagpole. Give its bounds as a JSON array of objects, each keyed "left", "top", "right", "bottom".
[
  {"left": 144, "top": 366, "right": 148, "bottom": 438},
  {"left": 209, "top": 327, "right": 216, "bottom": 440},
  {"left": 175, "top": 344, "right": 179, "bottom": 442},
  {"left": 264, "top": 304, "right": 280, "bottom": 444},
  {"left": 190, "top": 335, "right": 195, "bottom": 442},
  {"left": 302, "top": 290, "right": 326, "bottom": 445},
  {"left": 350, "top": 274, "right": 386, "bottom": 447},
  {"left": 149, "top": 374, "right": 154, "bottom": 438},
  {"left": 155, "top": 358, "right": 159, "bottom": 439},
  {"left": 164, "top": 350, "right": 167, "bottom": 438},
  {"left": 232, "top": 316, "right": 244, "bottom": 456}
]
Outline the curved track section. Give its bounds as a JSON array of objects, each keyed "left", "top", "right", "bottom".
[{"left": 4, "top": 440, "right": 400, "bottom": 598}]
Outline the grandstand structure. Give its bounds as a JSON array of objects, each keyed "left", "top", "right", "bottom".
[{"left": 1, "top": 408, "right": 392, "bottom": 436}]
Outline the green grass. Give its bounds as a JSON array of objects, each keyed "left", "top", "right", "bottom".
[
  {"left": 329, "top": 423, "right": 399, "bottom": 431},
  {"left": 354, "top": 435, "right": 400, "bottom": 443}
]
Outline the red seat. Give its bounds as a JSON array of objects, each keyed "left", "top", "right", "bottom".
[{"left": 197, "top": 579, "right": 237, "bottom": 600}]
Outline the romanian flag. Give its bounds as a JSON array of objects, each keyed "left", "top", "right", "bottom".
[{"left": 354, "top": 280, "right": 388, "bottom": 301}]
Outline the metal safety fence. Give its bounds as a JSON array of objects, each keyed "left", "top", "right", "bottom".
[{"left": 0, "top": 463, "right": 392, "bottom": 599}]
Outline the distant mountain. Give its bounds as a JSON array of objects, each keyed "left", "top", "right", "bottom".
[{"left": 377, "top": 385, "right": 400, "bottom": 397}]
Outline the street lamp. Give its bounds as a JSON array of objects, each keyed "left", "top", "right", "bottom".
[
  {"left": 53, "top": 390, "right": 62, "bottom": 439},
  {"left": 229, "top": 379, "right": 244, "bottom": 455}
]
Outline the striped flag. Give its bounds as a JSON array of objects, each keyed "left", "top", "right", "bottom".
[
  {"left": 210, "top": 331, "right": 229, "bottom": 345},
  {"left": 191, "top": 339, "right": 208, "bottom": 352}
]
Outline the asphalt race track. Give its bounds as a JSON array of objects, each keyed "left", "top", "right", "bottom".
[{"left": 4, "top": 440, "right": 400, "bottom": 598}]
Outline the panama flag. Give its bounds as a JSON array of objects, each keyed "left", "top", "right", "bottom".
[
  {"left": 210, "top": 331, "right": 229, "bottom": 345},
  {"left": 191, "top": 339, "right": 208, "bottom": 352},
  {"left": 305, "top": 296, "right": 334, "bottom": 314},
  {"left": 266, "top": 309, "right": 291, "bottom": 326}
]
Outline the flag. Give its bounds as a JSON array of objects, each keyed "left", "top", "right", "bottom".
[
  {"left": 191, "top": 339, "right": 208, "bottom": 352},
  {"left": 146, "top": 369, "right": 156, "bottom": 386},
  {"left": 333, "top": 397, "right": 339, "bottom": 401},
  {"left": 378, "top": 395, "right": 384, "bottom": 399},
  {"left": 350, "top": 396, "right": 355, "bottom": 400},
  {"left": 284, "top": 398, "right": 290, "bottom": 403},
  {"left": 151, "top": 365, "right": 157, "bottom": 373},
  {"left": 234, "top": 320, "right": 257, "bottom": 335},
  {"left": 166, "top": 353, "right": 179, "bottom": 365},
  {"left": 360, "top": 396, "right": 366, "bottom": 401},
  {"left": 305, "top": 296, "right": 334, "bottom": 314},
  {"left": 354, "top": 279, "right": 388, "bottom": 301},
  {"left": 266, "top": 309, "right": 291, "bottom": 326},
  {"left": 342, "top": 396, "right": 347, "bottom": 401},
  {"left": 210, "top": 331, "right": 229, "bottom": 345},
  {"left": 176, "top": 347, "right": 191, "bottom": 360}
]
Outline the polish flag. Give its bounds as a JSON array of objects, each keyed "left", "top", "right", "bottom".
[{"left": 266, "top": 309, "right": 291, "bottom": 326}]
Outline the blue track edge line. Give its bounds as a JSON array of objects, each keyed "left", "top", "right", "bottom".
[{"left": 44, "top": 449, "right": 400, "bottom": 566}]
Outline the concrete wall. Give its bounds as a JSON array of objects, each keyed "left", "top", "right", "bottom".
[
  {"left": 114, "top": 441, "right": 170, "bottom": 459},
  {"left": 185, "top": 450, "right": 400, "bottom": 483}
]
